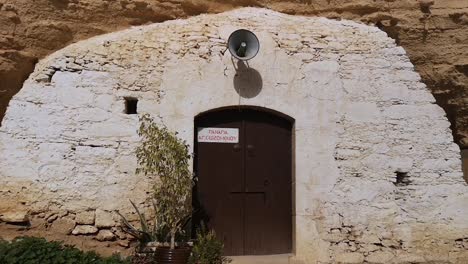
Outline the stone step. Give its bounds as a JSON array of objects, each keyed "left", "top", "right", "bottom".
[{"left": 229, "top": 254, "right": 291, "bottom": 264}]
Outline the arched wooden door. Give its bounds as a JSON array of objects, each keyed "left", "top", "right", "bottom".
[{"left": 193, "top": 107, "right": 293, "bottom": 256}]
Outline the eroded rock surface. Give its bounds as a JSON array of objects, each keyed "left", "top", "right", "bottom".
[
  {"left": 72, "top": 225, "right": 99, "bottom": 235},
  {"left": 0, "top": 0, "right": 467, "bottom": 149}
]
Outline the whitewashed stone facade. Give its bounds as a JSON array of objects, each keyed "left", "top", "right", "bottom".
[{"left": 0, "top": 8, "right": 467, "bottom": 263}]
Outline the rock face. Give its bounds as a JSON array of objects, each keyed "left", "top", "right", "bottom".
[
  {"left": 0, "top": 210, "right": 28, "bottom": 223},
  {"left": 95, "top": 210, "right": 115, "bottom": 228},
  {"left": 0, "top": 8, "right": 466, "bottom": 262},
  {"left": 366, "top": 251, "right": 395, "bottom": 264},
  {"left": 96, "top": 230, "right": 115, "bottom": 241},
  {"left": 72, "top": 225, "right": 98, "bottom": 235},
  {"left": 335, "top": 252, "right": 365, "bottom": 264},
  {"left": 75, "top": 211, "right": 95, "bottom": 225},
  {"left": 51, "top": 218, "right": 76, "bottom": 235},
  {"left": 0, "top": 0, "right": 467, "bottom": 150}
]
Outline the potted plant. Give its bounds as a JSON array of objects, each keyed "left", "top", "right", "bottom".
[
  {"left": 135, "top": 114, "right": 194, "bottom": 264},
  {"left": 189, "top": 225, "right": 231, "bottom": 264},
  {"left": 117, "top": 199, "right": 162, "bottom": 253}
]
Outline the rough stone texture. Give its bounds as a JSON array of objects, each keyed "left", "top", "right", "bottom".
[
  {"left": 366, "top": 251, "right": 395, "bottom": 264},
  {"left": 118, "top": 240, "right": 130, "bottom": 248},
  {"left": 72, "top": 225, "right": 98, "bottom": 235},
  {"left": 51, "top": 217, "right": 76, "bottom": 235},
  {"left": 0, "top": 210, "right": 28, "bottom": 223},
  {"left": 335, "top": 252, "right": 365, "bottom": 264},
  {"left": 96, "top": 230, "right": 116, "bottom": 241},
  {"left": 95, "top": 209, "right": 116, "bottom": 228},
  {"left": 0, "top": 0, "right": 467, "bottom": 152},
  {"left": 75, "top": 210, "right": 95, "bottom": 225},
  {"left": 0, "top": 214, "right": 129, "bottom": 256},
  {"left": 0, "top": 8, "right": 467, "bottom": 262}
]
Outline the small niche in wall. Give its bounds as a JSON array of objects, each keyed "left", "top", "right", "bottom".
[
  {"left": 124, "top": 97, "right": 138, "bottom": 114},
  {"left": 394, "top": 171, "right": 411, "bottom": 186}
]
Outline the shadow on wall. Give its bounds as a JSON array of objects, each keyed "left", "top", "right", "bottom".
[
  {"left": 233, "top": 60, "right": 263, "bottom": 98},
  {"left": 0, "top": 54, "right": 38, "bottom": 127},
  {"left": 462, "top": 150, "right": 468, "bottom": 183}
]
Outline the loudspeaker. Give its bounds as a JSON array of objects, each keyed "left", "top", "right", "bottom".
[{"left": 227, "top": 29, "right": 260, "bottom": 61}]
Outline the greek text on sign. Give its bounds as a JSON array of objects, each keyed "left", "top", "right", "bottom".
[{"left": 197, "top": 127, "right": 239, "bottom": 143}]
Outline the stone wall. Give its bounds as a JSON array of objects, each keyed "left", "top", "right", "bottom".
[
  {"left": 463, "top": 150, "right": 468, "bottom": 183},
  {"left": 0, "top": 8, "right": 467, "bottom": 263},
  {"left": 1, "top": 0, "right": 467, "bottom": 151}
]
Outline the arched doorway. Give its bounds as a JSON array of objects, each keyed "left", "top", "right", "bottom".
[{"left": 193, "top": 106, "right": 294, "bottom": 256}]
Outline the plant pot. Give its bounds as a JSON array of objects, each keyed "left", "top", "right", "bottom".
[
  {"left": 155, "top": 246, "right": 192, "bottom": 264},
  {"left": 137, "top": 242, "right": 159, "bottom": 254}
]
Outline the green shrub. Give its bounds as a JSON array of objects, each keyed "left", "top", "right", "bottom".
[
  {"left": 189, "top": 228, "right": 231, "bottom": 264},
  {"left": 136, "top": 114, "right": 193, "bottom": 249},
  {"left": 128, "top": 254, "right": 155, "bottom": 264},
  {"left": 0, "top": 237, "right": 130, "bottom": 264}
]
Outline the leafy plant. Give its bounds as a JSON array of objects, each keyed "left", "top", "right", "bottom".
[
  {"left": 117, "top": 199, "right": 163, "bottom": 246},
  {"left": 189, "top": 226, "right": 231, "bottom": 264},
  {"left": 0, "top": 237, "right": 129, "bottom": 264},
  {"left": 136, "top": 113, "right": 193, "bottom": 250}
]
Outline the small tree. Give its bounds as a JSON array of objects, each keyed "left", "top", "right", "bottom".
[{"left": 136, "top": 113, "right": 193, "bottom": 249}]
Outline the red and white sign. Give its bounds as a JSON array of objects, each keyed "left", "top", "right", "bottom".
[{"left": 197, "top": 127, "right": 239, "bottom": 143}]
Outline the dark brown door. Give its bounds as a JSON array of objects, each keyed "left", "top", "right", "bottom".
[{"left": 194, "top": 108, "right": 292, "bottom": 256}]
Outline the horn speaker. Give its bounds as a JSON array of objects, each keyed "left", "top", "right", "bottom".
[{"left": 227, "top": 29, "right": 260, "bottom": 61}]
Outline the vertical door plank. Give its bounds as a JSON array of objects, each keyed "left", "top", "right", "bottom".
[
  {"left": 195, "top": 110, "right": 244, "bottom": 255},
  {"left": 244, "top": 110, "right": 292, "bottom": 255}
]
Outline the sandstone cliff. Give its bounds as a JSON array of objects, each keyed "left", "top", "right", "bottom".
[{"left": 0, "top": 0, "right": 467, "bottom": 148}]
